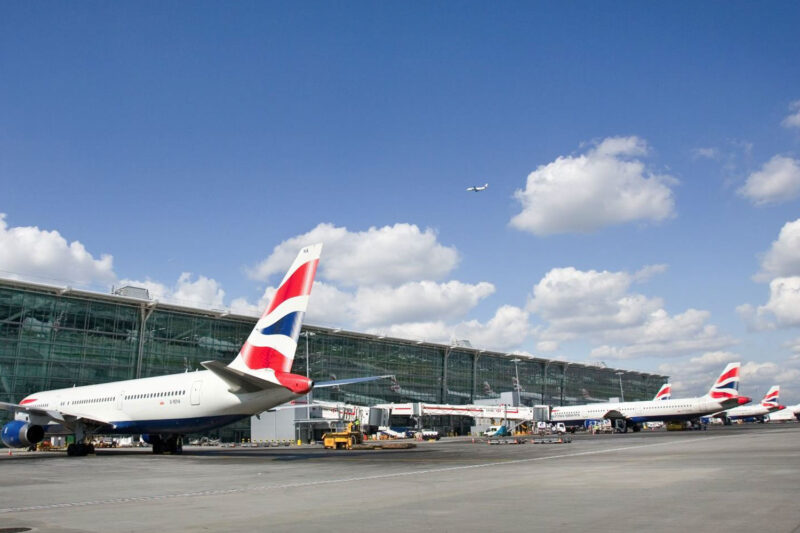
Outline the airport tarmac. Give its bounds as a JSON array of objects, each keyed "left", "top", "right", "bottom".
[{"left": 1, "top": 424, "right": 799, "bottom": 532}]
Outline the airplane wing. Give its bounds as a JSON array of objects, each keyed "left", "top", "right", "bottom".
[
  {"left": 0, "top": 401, "right": 114, "bottom": 429},
  {"left": 602, "top": 409, "right": 626, "bottom": 420},
  {"left": 314, "top": 375, "right": 394, "bottom": 388},
  {"left": 201, "top": 360, "right": 286, "bottom": 393},
  {"left": 0, "top": 401, "right": 64, "bottom": 421}
]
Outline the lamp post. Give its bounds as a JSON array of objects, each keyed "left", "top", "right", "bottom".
[
  {"left": 300, "top": 331, "right": 316, "bottom": 442},
  {"left": 615, "top": 371, "right": 625, "bottom": 402}
]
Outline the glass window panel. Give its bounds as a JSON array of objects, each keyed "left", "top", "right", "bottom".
[{"left": 0, "top": 288, "right": 24, "bottom": 323}]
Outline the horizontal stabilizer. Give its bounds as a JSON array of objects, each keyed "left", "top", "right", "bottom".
[
  {"left": 314, "top": 375, "right": 394, "bottom": 388},
  {"left": 202, "top": 360, "right": 282, "bottom": 393}
]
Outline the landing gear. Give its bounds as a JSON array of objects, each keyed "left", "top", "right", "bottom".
[
  {"left": 66, "top": 442, "right": 95, "bottom": 457},
  {"left": 66, "top": 424, "right": 95, "bottom": 456},
  {"left": 151, "top": 435, "right": 183, "bottom": 454},
  {"left": 631, "top": 423, "right": 642, "bottom": 432}
]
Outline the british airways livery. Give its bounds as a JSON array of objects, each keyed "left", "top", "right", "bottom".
[
  {"left": 0, "top": 244, "right": 367, "bottom": 456},
  {"left": 653, "top": 383, "right": 671, "bottom": 401},
  {"left": 549, "top": 363, "right": 751, "bottom": 432},
  {"left": 712, "top": 385, "right": 783, "bottom": 422}
]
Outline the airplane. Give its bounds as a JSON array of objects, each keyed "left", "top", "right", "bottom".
[
  {"left": 0, "top": 244, "right": 381, "bottom": 456},
  {"left": 711, "top": 385, "right": 783, "bottom": 423},
  {"left": 653, "top": 383, "right": 671, "bottom": 400},
  {"left": 766, "top": 404, "right": 800, "bottom": 423},
  {"left": 466, "top": 183, "right": 488, "bottom": 192},
  {"left": 549, "top": 363, "right": 751, "bottom": 432}
]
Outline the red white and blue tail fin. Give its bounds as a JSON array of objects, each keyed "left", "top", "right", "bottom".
[
  {"left": 653, "top": 383, "right": 671, "bottom": 401},
  {"left": 705, "top": 362, "right": 740, "bottom": 400},
  {"left": 761, "top": 385, "right": 780, "bottom": 409},
  {"left": 229, "top": 243, "right": 322, "bottom": 374}
]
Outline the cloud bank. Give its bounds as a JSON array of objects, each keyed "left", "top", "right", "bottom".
[{"left": 510, "top": 137, "right": 676, "bottom": 235}]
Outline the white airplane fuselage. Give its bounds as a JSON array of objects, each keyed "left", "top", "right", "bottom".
[
  {"left": 16, "top": 369, "right": 300, "bottom": 436},
  {"left": 722, "top": 403, "right": 779, "bottom": 421},
  {"left": 767, "top": 407, "right": 799, "bottom": 422},
  {"left": 550, "top": 396, "right": 742, "bottom": 427}
]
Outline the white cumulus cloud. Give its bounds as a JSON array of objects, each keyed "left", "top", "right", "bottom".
[
  {"left": 782, "top": 100, "right": 800, "bottom": 129},
  {"left": 528, "top": 265, "right": 733, "bottom": 360},
  {"left": 510, "top": 136, "right": 676, "bottom": 235},
  {"left": 0, "top": 213, "right": 115, "bottom": 286},
  {"left": 529, "top": 267, "right": 662, "bottom": 336},
  {"left": 738, "top": 155, "right": 800, "bottom": 206},
  {"left": 120, "top": 273, "right": 225, "bottom": 310},
  {"left": 374, "top": 305, "right": 531, "bottom": 353},
  {"left": 248, "top": 223, "right": 459, "bottom": 286},
  {"left": 351, "top": 280, "right": 495, "bottom": 328},
  {"left": 754, "top": 276, "right": 800, "bottom": 328},
  {"left": 756, "top": 218, "right": 800, "bottom": 281}
]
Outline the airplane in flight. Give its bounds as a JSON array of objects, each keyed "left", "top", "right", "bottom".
[
  {"left": 710, "top": 385, "right": 783, "bottom": 423},
  {"left": 0, "top": 244, "right": 379, "bottom": 456},
  {"left": 653, "top": 383, "right": 671, "bottom": 400},
  {"left": 466, "top": 183, "right": 488, "bottom": 192},
  {"left": 549, "top": 363, "right": 751, "bottom": 432}
]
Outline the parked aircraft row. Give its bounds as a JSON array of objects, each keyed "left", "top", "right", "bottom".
[
  {"left": 1, "top": 243, "right": 795, "bottom": 454},
  {"left": 549, "top": 365, "right": 794, "bottom": 431}
]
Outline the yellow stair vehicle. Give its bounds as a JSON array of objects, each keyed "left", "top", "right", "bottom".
[{"left": 322, "top": 422, "right": 364, "bottom": 450}]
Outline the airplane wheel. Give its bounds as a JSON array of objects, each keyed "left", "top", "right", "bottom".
[{"left": 67, "top": 443, "right": 77, "bottom": 457}]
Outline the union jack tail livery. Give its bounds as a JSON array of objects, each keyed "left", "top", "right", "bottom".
[
  {"left": 653, "top": 383, "right": 671, "bottom": 401},
  {"left": 705, "top": 362, "right": 740, "bottom": 400},
  {"left": 761, "top": 385, "right": 780, "bottom": 409},
  {"left": 230, "top": 243, "right": 322, "bottom": 373}
]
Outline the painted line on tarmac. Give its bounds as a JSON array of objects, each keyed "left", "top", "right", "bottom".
[{"left": 0, "top": 433, "right": 740, "bottom": 514}]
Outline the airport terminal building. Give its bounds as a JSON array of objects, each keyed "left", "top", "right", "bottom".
[{"left": 0, "top": 278, "right": 668, "bottom": 441}]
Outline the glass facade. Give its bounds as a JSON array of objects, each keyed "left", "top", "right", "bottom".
[{"left": 0, "top": 279, "right": 667, "bottom": 440}]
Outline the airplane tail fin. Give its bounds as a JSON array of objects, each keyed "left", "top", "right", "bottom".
[
  {"left": 654, "top": 383, "right": 671, "bottom": 401},
  {"left": 230, "top": 244, "right": 322, "bottom": 373},
  {"left": 761, "top": 385, "right": 780, "bottom": 408},
  {"left": 705, "top": 362, "right": 741, "bottom": 400}
]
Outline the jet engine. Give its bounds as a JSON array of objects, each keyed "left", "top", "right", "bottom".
[{"left": 1, "top": 420, "right": 45, "bottom": 448}]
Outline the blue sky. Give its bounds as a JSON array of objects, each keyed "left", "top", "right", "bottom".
[{"left": 2, "top": 2, "right": 800, "bottom": 401}]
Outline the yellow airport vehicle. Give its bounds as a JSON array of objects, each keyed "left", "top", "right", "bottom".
[{"left": 322, "top": 422, "right": 364, "bottom": 450}]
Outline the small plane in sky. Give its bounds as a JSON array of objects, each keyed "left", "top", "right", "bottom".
[{"left": 466, "top": 183, "right": 488, "bottom": 192}]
